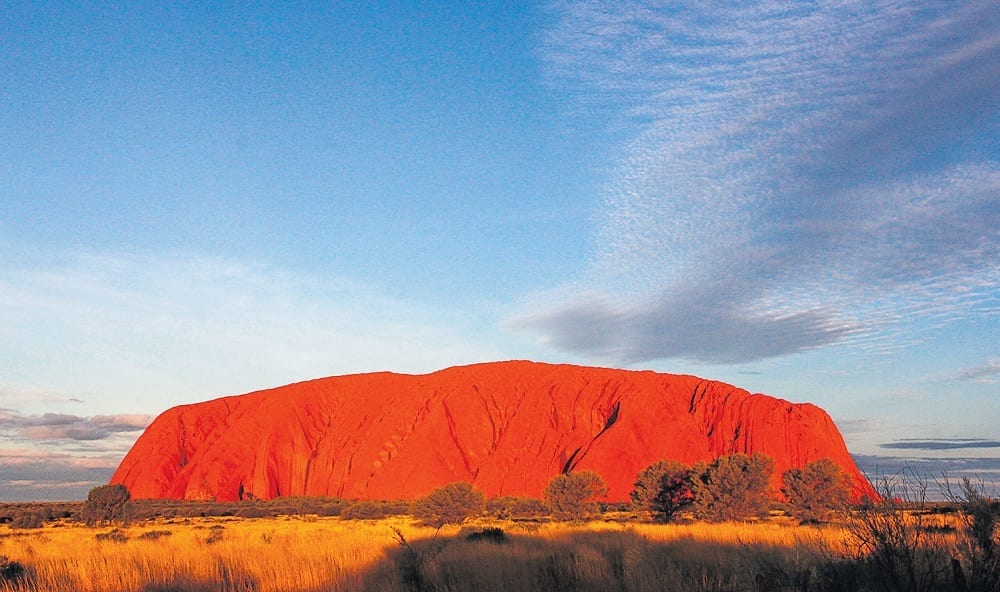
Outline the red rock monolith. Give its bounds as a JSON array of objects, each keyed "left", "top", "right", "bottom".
[{"left": 111, "top": 361, "right": 876, "bottom": 502}]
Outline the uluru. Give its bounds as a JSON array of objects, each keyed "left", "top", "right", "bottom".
[{"left": 111, "top": 361, "right": 876, "bottom": 502}]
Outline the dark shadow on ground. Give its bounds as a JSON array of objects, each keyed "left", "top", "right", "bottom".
[{"left": 354, "top": 526, "right": 864, "bottom": 592}]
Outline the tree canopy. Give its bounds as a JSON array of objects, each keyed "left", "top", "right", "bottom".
[
  {"left": 544, "top": 471, "right": 608, "bottom": 521},
  {"left": 782, "top": 458, "right": 852, "bottom": 522},
  {"left": 631, "top": 459, "right": 695, "bottom": 522},
  {"left": 81, "top": 484, "right": 131, "bottom": 526},
  {"left": 691, "top": 453, "right": 774, "bottom": 522},
  {"left": 412, "top": 482, "right": 485, "bottom": 529}
]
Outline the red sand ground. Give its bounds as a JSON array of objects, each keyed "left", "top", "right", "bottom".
[{"left": 112, "top": 361, "right": 877, "bottom": 502}]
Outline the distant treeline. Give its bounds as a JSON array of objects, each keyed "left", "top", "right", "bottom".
[{"left": 0, "top": 495, "right": 965, "bottom": 530}]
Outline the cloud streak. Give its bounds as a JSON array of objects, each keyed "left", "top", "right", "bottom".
[
  {"left": 949, "top": 359, "right": 1000, "bottom": 384},
  {"left": 0, "top": 448, "right": 119, "bottom": 501},
  {"left": 0, "top": 410, "right": 151, "bottom": 442},
  {"left": 881, "top": 439, "right": 1000, "bottom": 451},
  {"left": 853, "top": 454, "right": 1000, "bottom": 498},
  {"left": 519, "top": 1, "right": 998, "bottom": 364}
]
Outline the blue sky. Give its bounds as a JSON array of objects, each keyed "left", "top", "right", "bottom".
[{"left": 1, "top": 1, "right": 996, "bottom": 501}]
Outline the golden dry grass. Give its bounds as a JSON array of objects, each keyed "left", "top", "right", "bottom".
[
  {"left": 1, "top": 515, "right": 425, "bottom": 592},
  {"left": 0, "top": 512, "right": 971, "bottom": 592}
]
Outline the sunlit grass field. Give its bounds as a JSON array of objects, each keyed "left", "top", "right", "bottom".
[
  {"left": 0, "top": 510, "right": 980, "bottom": 592},
  {"left": 0, "top": 514, "right": 895, "bottom": 592},
  {"left": 0, "top": 517, "right": 832, "bottom": 592}
]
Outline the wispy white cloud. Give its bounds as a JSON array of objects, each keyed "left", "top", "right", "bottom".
[
  {"left": 0, "top": 250, "right": 506, "bottom": 415},
  {"left": 0, "top": 386, "right": 84, "bottom": 405},
  {"left": 948, "top": 359, "right": 1000, "bottom": 384},
  {"left": 519, "top": 1, "right": 998, "bottom": 364}
]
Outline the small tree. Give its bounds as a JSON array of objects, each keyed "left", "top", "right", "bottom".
[
  {"left": 631, "top": 459, "right": 695, "bottom": 522},
  {"left": 691, "top": 453, "right": 774, "bottom": 522},
  {"left": 81, "top": 484, "right": 131, "bottom": 526},
  {"left": 782, "top": 458, "right": 852, "bottom": 522},
  {"left": 413, "top": 482, "right": 485, "bottom": 529},
  {"left": 544, "top": 471, "right": 608, "bottom": 521}
]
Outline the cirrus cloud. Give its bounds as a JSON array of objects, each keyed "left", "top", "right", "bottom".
[
  {"left": 949, "top": 359, "right": 1000, "bottom": 384},
  {"left": 518, "top": 1, "right": 998, "bottom": 364}
]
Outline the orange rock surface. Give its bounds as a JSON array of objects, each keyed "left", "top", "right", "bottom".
[{"left": 111, "top": 361, "right": 876, "bottom": 502}]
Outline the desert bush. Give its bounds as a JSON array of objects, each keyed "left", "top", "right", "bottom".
[
  {"left": 544, "top": 471, "right": 608, "bottom": 521},
  {"left": 847, "top": 470, "right": 951, "bottom": 592},
  {"left": 0, "top": 556, "right": 26, "bottom": 584},
  {"left": 631, "top": 459, "right": 695, "bottom": 522},
  {"left": 510, "top": 496, "right": 549, "bottom": 520},
  {"left": 782, "top": 458, "right": 852, "bottom": 522},
  {"left": 413, "top": 482, "right": 485, "bottom": 529},
  {"left": 315, "top": 499, "right": 348, "bottom": 516},
  {"left": 377, "top": 500, "right": 412, "bottom": 516},
  {"left": 342, "top": 500, "right": 387, "bottom": 520},
  {"left": 943, "top": 477, "right": 999, "bottom": 592},
  {"left": 123, "top": 496, "right": 353, "bottom": 521},
  {"left": 95, "top": 528, "right": 129, "bottom": 543},
  {"left": 205, "top": 525, "right": 225, "bottom": 545},
  {"left": 9, "top": 511, "right": 44, "bottom": 529},
  {"left": 486, "top": 496, "right": 549, "bottom": 520},
  {"left": 137, "top": 529, "right": 173, "bottom": 541},
  {"left": 234, "top": 505, "right": 270, "bottom": 519},
  {"left": 81, "top": 484, "right": 131, "bottom": 526},
  {"left": 465, "top": 526, "right": 508, "bottom": 544},
  {"left": 691, "top": 453, "right": 774, "bottom": 522},
  {"left": 486, "top": 496, "right": 515, "bottom": 519}
]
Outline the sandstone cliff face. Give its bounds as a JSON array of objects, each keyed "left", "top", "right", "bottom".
[{"left": 111, "top": 361, "right": 876, "bottom": 502}]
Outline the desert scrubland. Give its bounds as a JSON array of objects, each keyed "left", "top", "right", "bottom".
[{"left": 0, "top": 505, "right": 993, "bottom": 592}]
